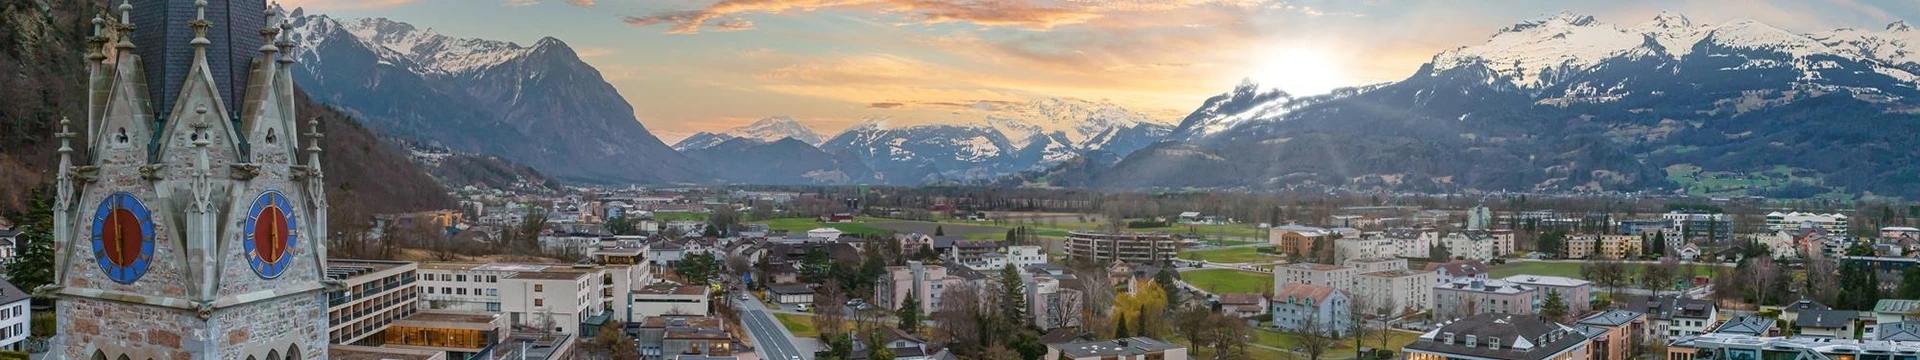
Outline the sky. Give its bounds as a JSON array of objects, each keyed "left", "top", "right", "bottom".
[{"left": 280, "top": 0, "right": 1920, "bottom": 142}]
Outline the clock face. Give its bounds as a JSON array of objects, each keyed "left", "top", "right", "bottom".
[
  {"left": 91, "top": 192, "right": 154, "bottom": 284},
  {"left": 244, "top": 191, "right": 299, "bottom": 278}
]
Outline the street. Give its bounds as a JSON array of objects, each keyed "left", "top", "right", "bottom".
[{"left": 737, "top": 293, "right": 811, "bottom": 360}]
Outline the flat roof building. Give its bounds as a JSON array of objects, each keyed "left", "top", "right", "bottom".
[{"left": 327, "top": 260, "right": 422, "bottom": 345}]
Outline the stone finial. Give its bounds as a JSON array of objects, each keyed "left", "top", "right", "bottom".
[
  {"left": 276, "top": 20, "right": 297, "bottom": 64},
  {"left": 189, "top": 0, "right": 211, "bottom": 46},
  {"left": 304, "top": 117, "right": 324, "bottom": 152},
  {"left": 114, "top": 0, "right": 136, "bottom": 50},
  {"left": 259, "top": 5, "right": 281, "bottom": 52},
  {"left": 191, "top": 105, "right": 213, "bottom": 147},
  {"left": 91, "top": 14, "right": 103, "bottom": 37},
  {"left": 56, "top": 117, "right": 75, "bottom": 153}
]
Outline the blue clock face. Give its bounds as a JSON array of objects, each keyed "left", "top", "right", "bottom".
[
  {"left": 91, "top": 192, "right": 155, "bottom": 284},
  {"left": 244, "top": 191, "right": 299, "bottom": 278}
]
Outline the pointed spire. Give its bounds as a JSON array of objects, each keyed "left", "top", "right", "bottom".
[
  {"left": 56, "top": 118, "right": 75, "bottom": 155},
  {"left": 189, "top": 0, "right": 211, "bottom": 47},
  {"left": 304, "top": 117, "right": 324, "bottom": 166},
  {"left": 259, "top": 5, "right": 281, "bottom": 54},
  {"left": 87, "top": 15, "right": 106, "bottom": 62},
  {"left": 114, "top": 0, "right": 135, "bottom": 50},
  {"left": 277, "top": 19, "right": 296, "bottom": 65}
]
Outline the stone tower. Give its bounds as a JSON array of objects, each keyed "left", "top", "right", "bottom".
[{"left": 47, "top": 0, "right": 331, "bottom": 358}]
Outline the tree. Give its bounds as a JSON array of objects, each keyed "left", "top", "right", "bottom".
[
  {"left": 4, "top": 186, "right": 54, "bottom": 295},
  {"left": 1538, "top": 231, "right": 1565, "bottom": 258},
  {"left": 1154, "top": 268, "right": 1181, "bottom": 310},
  {"left": 1641, "top": 258, "right": 1676, "bottom": 296},
  {"left": 1113, "top": 279, "right": 1169, "bottom": 338},
  {"left": 1541, "top": 289, "right": 1569, "bottom": 323},
  {"left": 801, "top": 247, "right": 834, "bottom": 283},
  {"left": 935, "top": 225, "right": 945, "bottom": 236},
  {"left": 604, "top": 215, "right": 639, "bottom": 236},
  {"left": 674, "top": 253, "right": 721, "bottom": 286},
  {"left": 1173, "top": 306, "right": 1213, "bottom": 350},
  {"left": 1429, "top": 242, "right": 1451, "bottom": 262},
  {"left": 1293, "top": 316, "right": 1336, "bottom": 360},
  {"left": 814, "top": 279, "right": 849, "bottom": 341},
  {"left": 1645, "top": 233, "right": 1665, "bottom": 259},
  {"left": 897, "top": 297, "right": 922, "bottom": 335},
  {"left": 707, "top": 207, "right": 739, "bottom": 237},
  {"left": 1899, "top": 266, "right": 1920, "bottom": 299},
  {"left": 998, "top": 263, "right": 1029, "bottom": 327},
  {"left": 935, "top": 283, "right": 985, "bottom": 355},
  {"left": 593, "top": 320, "right": 641, "bottom": 360},
  {"left": 1113, "top": 313, "right": 1131, "bottom": 339},
  {"left": 1208, "top": 312, "right": 1253, "bottom": 359},
  {"left": 865, "top": 329, "right": 897, "bottom": 360}
]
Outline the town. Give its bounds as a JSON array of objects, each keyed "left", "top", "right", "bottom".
[{"left": 12, "top": 182, "right": 1919, "bottom": 360}]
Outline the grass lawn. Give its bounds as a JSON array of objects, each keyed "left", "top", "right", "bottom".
[
  {"left": 1181, "top": 269, "right": 1274, "bottom": 294},
  {"left": 1251, "top": 328, "right": 1421, "bottom": 358},
  {"left": 1179, "top": 247, "right": 1282, "bottom": 264},
  {"left": 1490, "top": 261, "right": 1729, "bottom": 279},
  {"left": 772, "top": 313, "right": 818, "bottom": 338},
  {"left": 650, "top": 212, "right": 708, "bottom": 221}
]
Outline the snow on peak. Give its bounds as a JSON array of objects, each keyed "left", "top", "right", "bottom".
[
  {"left": 1434, "top": 12, "right": 1638, "bottom": 88},
  {"left": 977, "top": 98, "right": 1157, "bottom": 147},
  {"left": 1645, "top": 11, "right": 1692, "bottom": 29},
  {"left": 295, "top": 14, "right": 548, "bottom": 75},
  {"left": 1629, "top": 11, "right": 1709, "bottom": 58},
  {"left": 1890, "top": 20, "right": 1915, "bottom": 32},
  {"left": 730, "top": 116, "right": 825, "bottom": 145},
  {"left": 1702, "top": 19, "right": 1836, "bottom": 58},
  {"left": 1498, "top": 12, "right": 1601, "bottom": 34}
]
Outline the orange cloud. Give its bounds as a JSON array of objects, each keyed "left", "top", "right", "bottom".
[
  {"left": 568, "top": 0, "right": 595, "bottom": 7},
  {"left": 624, "top": 0, "right": 1106, "bottom": 34}
]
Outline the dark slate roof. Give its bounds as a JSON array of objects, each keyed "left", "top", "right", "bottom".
[
  {"left": 946, "top": 265, "right": 987, "bottom": 281},
  {"left": 1405, "top": 314, "right": 1589, "bottom": 360},
  {"left": 0, "top": 278, "right": 28, "bottom": 305},
  {"left": 1619, "top": 295, "right": 1714, "bottom": 321},
  {"left": 1785, "top": 298, "right": 1832, "bottom": 313},
  {"left": 768, "top": 284, "right": 815, "bottom": 295},
  {"left": 1877, "top": 321, "right": 1920, "bottom": 341},
  {"left": 1576, "top": 310, "right": 1644, "bottom": 327},
  {"left": 1796, "top": 309, "right": 1855, "bottom": 329},
  {"left": 1048, "top": 337, "right": 1182, "bottom": 358},
  {"left": 1712, "top": 315, "right": 1775, "bottom": 336},
  {"left": 931, "top": 236, "right": 966, "bottom": 249},
  {"left": 1426, "top": 260, "right": 1491, "bottom": 277}
]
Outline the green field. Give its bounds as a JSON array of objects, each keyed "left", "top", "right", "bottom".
[
  {"left": 1181, "top": 269, "right": 1274, "bottom": 294},
  {"left": 1251, "top": 329, "right": 1420, "bottom": 358},
  {"left": 1179, "top": 247, "right": 1282, "bottom": 264},
  {"left": 936, "top": 216, "right": 1265, "bottom": 242},
  {"left": 754, "top": 217, "right": 891, "bottom": 236},
  {"left": 650, "top": 212, "right": 709, "bottom": 221},
  {"left": 1489, "top": 261, "right": 1729, "bottom": 279},
  {"left": 1664, "top": 164, "right": 1853, "bottom": 201},
  {"left": 773, "top": 313, "right": 818, "bottom": 338}
]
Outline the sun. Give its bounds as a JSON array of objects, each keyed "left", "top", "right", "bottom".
[{"left": 1245, "top": 45, "right": 1352, "bottom": 96}]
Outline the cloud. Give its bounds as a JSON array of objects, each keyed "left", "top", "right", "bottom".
[
  {"left": 276, "top": 0, "right": 417, "bottom": 10},
  {"left": 867, "top": 102, "right": 906, "bottom": 108},
  {"left": 623, "top": 0, "right": 1111, "bottom": 34},
  {"left": 567, "top": 0, "right": 595, "bottom": 7},
  {"left": 503, "top": 0, "right": 539, "bottom": 7},
  {"left": 575, "top": 47, "right": 616, "bottom": 58}
]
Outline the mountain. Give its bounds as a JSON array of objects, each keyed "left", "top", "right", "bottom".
[
  {"left": 673, "top": 116, "right": 824, "bottom": 151},
  {"left": 819, "top": 119, "right": 1022, "bottom": 184},
  {"left": 683, "top": 138, "right": 878, "bottom": 184},
  {"left": 286, "top": 11, "right": 706, "bottom": 184},
  {"left": 0, "top": 0, "right": 449, "bottom": 215},
  {"left": 1041, "top": 12, "right": 1920, "bottom": 199},
  {"left": 672, "top": 132, "right": 736, "bottom": 152}
]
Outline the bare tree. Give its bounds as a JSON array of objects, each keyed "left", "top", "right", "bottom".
[
  {"left": 1071, "top": 263, "right": 1115, "bottom": 339},
  {"left": 1294, "top": 316, "right": 1336, "bottom": 360},
  {"left": 1642, "top": 258, "right": 1678, "bottom": 296},
  {"left": 1207, "top": 312, "right": 1253, "bottom": 359},
  {"left": 814, "top": 279, "right": 849, "bottom": 340},
  {"left": 935, "top": 283, "right": 986, "bottom": 355},
  {"left": 1173, "top": 305, "right": 1214, "bottom": 351}
]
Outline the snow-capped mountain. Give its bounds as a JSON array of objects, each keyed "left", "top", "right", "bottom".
[
  {"left": 672, "top": 132, "right": 736, "bottom": 152},
  {"left": 818, "top": 119, "right": 1023, "bottom": 183},
  {"left": 285, "top": 10, "right": 706, "bottom": 183},
  {"left": 1045, "top": 12, "right": 1920, "bottom": 199},
  {"left": 672, "top": 116, "right": 826, "bottom": 151}
]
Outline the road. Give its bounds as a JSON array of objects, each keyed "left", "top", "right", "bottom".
[{"left": 738, "top": 294, "right": 810, "bottom": 360}]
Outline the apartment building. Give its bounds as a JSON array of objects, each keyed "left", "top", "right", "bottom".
[
  {"left": 1275, "top": 263, "right": 1356, "bottom": 290},
  {"left": 1620, "top": 295, "right": 1716, "bottom": 340},
  {"left": 1766, "top": 212, "right": 1849, "bottom": 234},
  {"left": 1027, "top": 276, "right": 1085, "bottom": 331},
  {"left": 1354, "top": 269, "right": 1435, "bottom": 317},
  {"left": 1066, "top": 231, "right": 1179, "bottom": 264},
  {"left": 876, "top": 261, "right": 966, "bottom": 315},
  {"left": 1433, "top": 278, "right": 1537, "bottom": 320},
  {"left": 1335, "top": 237, "right": 1398, "bottom": 264},
  {"left": 1271, "top": 283, "right": 1351, "bottom": 335},
  {"left": 1504, "top": 275, "right": 1593, "bottom": 315},
  {"left": 0, "top": 280, "right": 26, "bottom": 351},
  {"left": 1577, "top": 310, "right": 1646, "bottom": 360},
  {"left": 1443, "top": 231, "right": 1515, "bottom": 261},
  {"left": 1405, "top": 314, "right": 1595, "bottom": 360},
  {"left": 1271, "top": 225, "right": 1336, "bottom": 256},
  {"left": 1347, "top": 257, "right": 1408, "bottom": 274},
  {"left": 418, "top": 262, "right": 652, "bottom": 335},
  {"left": 1662, "top": 212, "right": 1732, "bottom": 243},
  {"left": 1598, "top": 235, "right": 1644, "bottom": 260},
  {"left": 1564, "top": 235, "right": 1595, "bottom": 259},
  {"left": 326, "top": 260, "right": 421, "bottom": 345},
  {"left": 1427, "top": 260, "right": 1492, "bottom": 285},
  {"left": 630, "top": 285, "right": 711, "bottom": 320},
  {"left": 501, "top": 270, "right": 602, "bottom": 335}
]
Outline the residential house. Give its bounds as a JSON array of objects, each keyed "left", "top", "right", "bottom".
[
  {"left": 1780, "top": 298, "right": 1830, "bottom": 324},
  {"left": 1503, "top": 275, "right": 1593, "bottom": 315},
  {"left": 1796, "top": 309, "right": 1857, "bottom": 339},
  {"left": 1873, "top": 299, "right": 1920, "bottom": 326},
  {"left": 1271, "top": 283, "right": 1351, "bottom": 335},
  {"left": 1753, "top": 231, "right": 1798, "bottom": 259},
  {"left": 1271, "top": 225, "right": 1336, "bottom": 257},
  {"left": 1620, "top": 295, "right": 1717, "bottom": 339},
  {"left": 1216, "top": 293, "right": 1268, "bottom": 318},
  {"left": 0, "top": 279, "right": 28, "bottom": 351},
  {"left": 852, "top": 327, "right": 933, "bottom": 360},
  {"left": 1275, "top": 263, "right": 1356, "bottom": 290},
  {"left": 1677, "top": 244, "right": 1701, "bottom": 262},
  {"left": 636, "top": 316, "right": 736, "bottom": 359},
  {"left": 1427, "top": 260, "right": 1492, "bottom": 286},
  {"left": 1405, "top": 314, "right": 1595, "bottom": 360},
  {"left": 1576, "top": 310, "right": 1646, "bottom": 360},
  {"left": 1710, "top": 315, "right": 1775, "bottom": 337},
  {"left": 1877, "top": 321, "right": 1920, "bottom": 341},
  {"left": 1433, "top": 278, "right": 1537, "bottom": 320},
  {"left": 1042, "top": 337, "right": 1189, "bottom": 360}
]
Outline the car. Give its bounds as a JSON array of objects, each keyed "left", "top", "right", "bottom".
[
  {"left": 846, "top": 299, "right": 864, "bottom": 306},
  {"left": 791, "top": 356, "right": 801, "bottom": 360},
  {"left": 796, "top": 304, "right": 811, "bottom": 312},
  {"left": 855, "top": 303, "right": 870, "bottom": 310}
]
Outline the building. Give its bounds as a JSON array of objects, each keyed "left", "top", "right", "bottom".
[
  {"left": 328, "top": 344, "right": 450, "bottom": 360},
  {"left": 1877, "top": 321, "right": 1920, "bottom": 341},
  {"left": 0, "top": 280, "right": 28, "bottom": 352},
  {"left": 1873, "top": 299, "right": 1920, "bottom": 326},
  {"left": 1271, "top": 225, "right": 1336, "bottom": 256},
  {"left": 1620, "top": 295, "right": 1717, "bottom": 339},
  {"left": 768, "top": 284, "right": 816, "bottom": 305},
  {"left": 1842, "top": 256, "right": 1920, "bottom": 292},
  {"left": 1662, "top": 212, "right": 1732, "bottom": 243},
  {"left": 417, "top": 262, "right": 650, "bottom": 335},
  {"left": 1751, "top": 231, "right": 1797, "bottom": 259},
  {"left": 1594, "top": 235, "right": 1644, "bottom": 260},
  {"left": 1027, "top": 276, "right": 1085, "bottom": 331},
  {"left": 1504, "top": 275, "right": 1593, "bottom": 315},
  {"left": 1710, "top": 315, "right": 1775, "bottom": 337},
  {"left": 852, "top": 327, "right": 932, "bottom": 360},
  {"left": 877, "top": 261, "right": 965, "bottom": 315},
  {"left": 636, "top": 316, "right": 736, "bottom": 359},
  {"left": 631, "top": 285, "right": 711, "bottom": 321},
  {"left": 1666, "top": 334, "right": 1920, "bottom": 360},
  {"left": 1042, "top": 337, "right": 1189, "bottom": 360},
  {"left": 948, "top": 240, "right": 999, "bottom": 267},
  {"left": 1564, "top": 235, "right": 1596, "bottom": 259},
  {"left": 501, "top": 270, "right": 603, "bottom": 335},
  {"left": 1336, "top": 237, "right": 1400, "bottom": 263},
  {"left": 1433, "top": 278, "right": 1537, "bottom": 320},
  {"left": 1354, "top": 269, "right": 1436, "bottom": 316},
  {"left": 1883, "top": 227, "right": 1920, "bottom": 239},
  {"left": 1405, "top": 314, "right": 1595, "bottom": 360},
  {"left": 1467, "top": 206, "right": 1493, "bottom": 231},
  {"left": 1765, "top": 212, "right": 1849, "bottom": 234},
  {"left": 326, "top": 260, "right": 421, "bottom": 345},
  {"left": 1617, "top": 219, "right": 1670, "bottom": 236},
  {"left": 1795, "top": 309, "right": 1857, "bottom": 339},
  {"left": 1065, "top": 231, "right": 1179, "bottom": 264},
  {"left": 1348, "top": 257, "right": 1410, "bottom": 274},
  {"left": 48, "top": 0, "right": 329, "bottom": 356},
  {"left": 1217, "top": 293, "right": 1268, "bottom": 318},
  {"left": 381, "top": 311, "right": 509, "bottom": 359},
  {"left": 1271, "top": 283, "right": 1352, "bottom": 335},
  {"left": 1444, "top": 231, "right": 1516, "bottom": 261},
  {"left": 1003, "top": 245, "right": 1049, "bottom": 269},
  {"left": 1428, "top": 260, "right": 1492, "bottom": 285},
  {"left": 1275, "top": 263, "right": 1356, "bottom": 290},
  {"left": 1577, "top": 310, "right": 1646, "bottom": 360},
  {"left": 1779, "top": 298, "right": 1830, "bottom": 324}
]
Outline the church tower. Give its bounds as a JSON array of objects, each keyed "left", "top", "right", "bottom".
[{"left": 48, "top": 0, "right": 332, "bottom": 358}]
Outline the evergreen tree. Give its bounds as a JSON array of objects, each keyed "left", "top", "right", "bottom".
[
  {"left": 1646, "top": 233, "right": 1665, "bottom": 258},
  {"left": 898, "top": 297, "right": 922, "bottom": 335},
  {"left": 935, "top": 225, "right": 945, "bottom": 236},
  {"left": 1114, "top": 314, "right": 1130, "bottom": 339},
  {"left": 4, "top": 186, "right": 55, "bottom": 295},
  {"left": 999, "top": 264, "right": 1029, "bottom": 326},
  {"left": 1430, "top": 243, "right": 1451, "bottom": 262},
  {"left": 1900, "top": 266, "right": 1920, "bottom": 299},
  {"left": 1154, "top": 268, "right": 1180, "bottom": 311},
  {"left": 1541, "top": 289, "right": 1569, "bottom": 323},
  {"left": 703, "top": 222, "right": 721, "bottom": 238}
]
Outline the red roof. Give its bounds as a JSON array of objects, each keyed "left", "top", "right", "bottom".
[{"left": 1273, "top": 283, "right": 1340, "bottom": 304}]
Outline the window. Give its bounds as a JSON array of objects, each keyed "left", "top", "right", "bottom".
[
  {"left": 535, "top": 299, "right": 544, "bottom": 307},
  {"left": 535, "top": 284, "right": 544, "bottom": 292},
  {"left": 457, "top": 275, "right": 467, "bottom": 282},
  {"left": 426, "top": 287, "right": 435, "bottom": 294}
]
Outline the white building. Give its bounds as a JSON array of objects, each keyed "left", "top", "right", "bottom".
[
  {"left": 418, "top": 262, "right": 652, "bottom": 334},
  {"left": 0, "top": 280, "right": 28, "bottom": 351},
  {"left": 1354, "top": 269, "right": 1435, "bottom": 317},
  {"left": 1026, "top": 276, "right": 1084, "bottom": 331},
  {"left": 1442, "top": 231, "right": 1514, "bottom": 261},
  {"left": 1335, "top": 237, "right": 1399, "bottom": 264},
  {"left": 630, "top": 285, "right": 711, "bottom": 320},
  {"left": 806, "top": 228, "right": 844, "bottom": 243},
  {"left": 877, "top": 261, "right": 966, "bottom": 315},
  {"left": 1767, "top": 212, "right": 1849, "bottom": 234},
  {"left": 325, "top": 260, "right": 421, "bottom": 345},
  {"left": 1275, "top": 263, "right": 1356, "bottom": 291}
]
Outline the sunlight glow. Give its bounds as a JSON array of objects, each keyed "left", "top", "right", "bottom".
[{"left": 1246, "top": 44, "right": 1353, "bottom": 96}]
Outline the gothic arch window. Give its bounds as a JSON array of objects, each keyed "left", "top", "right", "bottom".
[
  {"left": 287, "top": 344, "right": 300, "bottom": 360},
  {"left": 114, "top": 128, "right": 130, "bottom": 145},
  {"left": 265, "top": 129, "right": 277, "bottom": 144},
  {"left": 266, "top": 349, "right": 280, "bottom": 360},
  {"left": 117, "top": 355, "right": 131, "bottom": 360},
  {"left": 245, "top": 356, "right": 256, "bottom": 360},
  {"left": 91, "top": 350, "right": 106, "bottom": 360}
]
